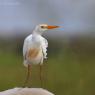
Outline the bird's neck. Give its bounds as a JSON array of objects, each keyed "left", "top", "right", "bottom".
[
  {"left": 32, "top": 29, "right": 43, "bottom": 41},
  {"left": 32, "top": 32, "right": 42, "bottom": 41},
  {"left": 33, "top": 28, "right": 43, "bottom": 35},
  {"left": 32, "top": 32, "right": 41, "bottom": 36}
]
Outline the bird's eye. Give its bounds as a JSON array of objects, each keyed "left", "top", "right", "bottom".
[{"left": 41, "top": 26, "right": 44, "bottom": 28}]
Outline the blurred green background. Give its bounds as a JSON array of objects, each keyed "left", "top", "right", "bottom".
[
  {"left": 0, "top": 0, "right": 95, "bottom": 95},
  {"left": 0, "top": 34, "right": 95, "bottom": 95}
]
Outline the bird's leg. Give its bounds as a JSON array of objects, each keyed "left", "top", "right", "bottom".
[
  {"left": 39, "top": 64, "right": 43, "bottom": 87},
  {"left": 23, "top": 64, "right": 31, "bottom": 87}
]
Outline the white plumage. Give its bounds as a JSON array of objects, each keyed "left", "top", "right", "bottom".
[
  {"left": 22, "top": 24, "right": 59, "bottom": 86},
  {"left": 23, "top": 34, "right": 48, "bottom": 67}
]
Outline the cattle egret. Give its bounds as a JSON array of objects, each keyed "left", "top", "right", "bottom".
[{"left": 23, "top": 24, "right": 59, "bottom": 86}]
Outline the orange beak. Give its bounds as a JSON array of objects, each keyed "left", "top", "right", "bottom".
[{"left": 47, "top": 25, "right": 59, "bottom": 29}]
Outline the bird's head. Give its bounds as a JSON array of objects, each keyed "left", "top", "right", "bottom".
[{"left": 34, "top": 24, "right": 60, "bottom": 35}]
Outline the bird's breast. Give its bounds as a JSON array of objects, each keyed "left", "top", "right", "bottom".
[
  {"left": 27, "top": 48, "right": 40, "bottom": 59},
  {"left": 26, "top": 47, "right": 43, "bottom": 64}
]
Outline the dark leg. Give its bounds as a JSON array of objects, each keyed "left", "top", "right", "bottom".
[
  {"left": 39, "top": 64, "right": 43, "bottom": 87},
  {"left": 23, "top": 64, "right": 31, "bottom": 87}
]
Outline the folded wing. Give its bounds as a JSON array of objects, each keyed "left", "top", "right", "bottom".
[
  {"left": 41, "top": 37, "right": 48, "bottom": 59},
  {"left": 23, "top": 35, "right": 33, "bottom": 60}
]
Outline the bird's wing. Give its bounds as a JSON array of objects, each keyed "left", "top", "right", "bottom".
[
  {"left": 41, "top": 37, "right": 48, "bottom": 59},
  {"left": 23, "top": 35, "right": 33, "bottom": 59}
]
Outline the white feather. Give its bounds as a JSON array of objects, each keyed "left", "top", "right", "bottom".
[
  {"left": 23, "top": 34, "right": 33, "bottom": 59},
  {"left": 23, "top": 34, "right": 48, "bottom": 66},
  {"left": 41, "top": 37, "right": 48, "bottom": 59}
]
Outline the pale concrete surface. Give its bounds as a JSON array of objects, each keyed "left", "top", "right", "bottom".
[{"left": 0, "top": 88, "right": 54, "bottom": 95}]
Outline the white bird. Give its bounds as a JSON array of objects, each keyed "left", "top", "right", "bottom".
[{"left": 23, "top": 24, "right": 59, "bottom": 86}]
